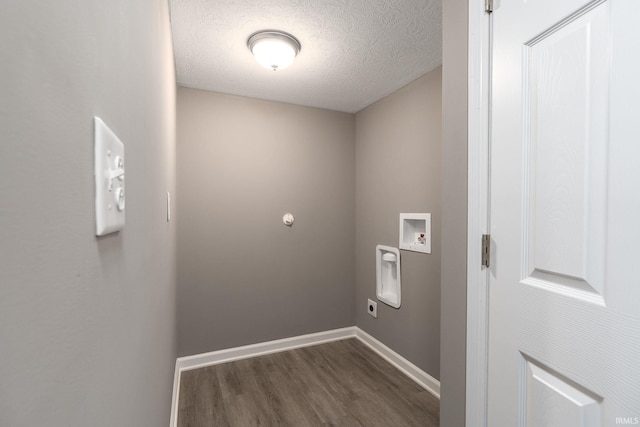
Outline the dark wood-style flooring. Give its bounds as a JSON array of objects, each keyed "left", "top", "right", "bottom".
[{"left": 178, "top": 338, "right": 439, "bottom": 426}]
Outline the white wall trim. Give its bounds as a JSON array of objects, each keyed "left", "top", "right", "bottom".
[
  {"left": 354, "top": 328, "right": 440, "bottom": 399},
  {"left": 169, "top": 358, "right": 181, "bottom": 427},
  {"left": 176, "top": 327, "right": 357, "bottom": 373},
  {"left": 169, "top": 327, "right": 440, "bottom": 426},
  {"left": 466, "top": 0, "right": 491, "bottom": 426}
]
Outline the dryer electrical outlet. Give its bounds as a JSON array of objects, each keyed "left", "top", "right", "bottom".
[
  {"left": 94, "top": 117, "right": 125, "bottom": 236},
  {"left": 367, "top": 299, "right": 377, "bottom": 318}
]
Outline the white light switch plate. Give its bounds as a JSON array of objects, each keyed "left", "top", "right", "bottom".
[{"left": 94, "top": 117, "right": 125, "bottom": 236}]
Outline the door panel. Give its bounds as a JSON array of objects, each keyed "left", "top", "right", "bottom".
[
  {"left": 523, "top": 2, "right": 609, "bottom": 301},
  {"left": 522, "top": 356, "right": 601, "bottom": 427},
  {"left": 488, "top": 0, "right": 640, "bottom": 425}
]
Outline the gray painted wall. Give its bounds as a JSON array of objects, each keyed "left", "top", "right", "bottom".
[
  {"left": 355, "top": 69, "right": 442, "bottom": 379},
  {"left": 0, "top": 1, "right": 177, "bottom": 426},
  {"left": 177, "top": 88, "right": 356, "bottom": 357},
  {"left": 441, "top": 0, "right": 468, "bottom": 425}
]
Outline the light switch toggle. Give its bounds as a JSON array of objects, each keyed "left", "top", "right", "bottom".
[
  {"left": 106, "top": 156, "right": 125, "bottom": 191},
  {"left": 115, "top": 187, "right": 125, "bottom": 211}
]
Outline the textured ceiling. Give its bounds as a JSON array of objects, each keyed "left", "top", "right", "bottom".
[{"left": 170, "top": 0, "right": 442, "bottom": 113}]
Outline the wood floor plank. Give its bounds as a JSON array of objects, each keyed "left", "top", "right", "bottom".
[{"left": 178, "top": 338, "right": 439, "bottom": 427}]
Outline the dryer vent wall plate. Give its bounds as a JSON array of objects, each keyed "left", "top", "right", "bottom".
[{"left": 95, "top": 117, "right": 125, "bottom": 236}]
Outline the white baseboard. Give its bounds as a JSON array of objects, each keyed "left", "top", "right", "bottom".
[
  {"left": 169, "top": 326, "right": 440, "bottom": 427},
  {"left": 354, "top": 328, "right": 441, "bottom": 399},
  {"left": 176, "top": 326, "right": 357, "bottom": 373},
  {"left": 169, "top": 358, "right": 181, "bottom": 427}
]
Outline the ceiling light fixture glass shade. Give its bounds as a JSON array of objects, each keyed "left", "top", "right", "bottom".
[{"left": 247, "top": 30, "right": 301, "bottom": 71}]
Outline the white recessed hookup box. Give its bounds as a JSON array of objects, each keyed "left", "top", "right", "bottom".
[{"left": 399, "top": 213, "right": 431, "bottom": 254}]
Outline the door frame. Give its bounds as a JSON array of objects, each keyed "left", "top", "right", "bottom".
[{"left": 466, "top": 0, "right": 491, "bottom": 426}]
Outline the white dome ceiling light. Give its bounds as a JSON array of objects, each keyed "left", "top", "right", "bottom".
[{"left": 247, "top": 30, "right": 301, "bottom": 71}]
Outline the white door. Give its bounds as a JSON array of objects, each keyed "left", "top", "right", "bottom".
[{"left": 488, "top": 0, "right": 640, "bottom": 425}]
